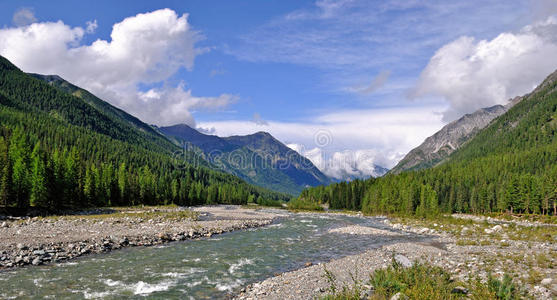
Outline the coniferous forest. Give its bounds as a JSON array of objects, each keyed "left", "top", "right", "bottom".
[
  {"left": 298, "top": 70, "right": 557, "bottom": 216},
  {"left": 0, "top": 56, "right": 289, "bottom": 212}
]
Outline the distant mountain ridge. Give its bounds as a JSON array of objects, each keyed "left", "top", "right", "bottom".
[
  {"left": 390, "top": 98, "right": 522, "bottom": 174},
  {"left": 159, "top": 124, "right": 331, "bottom": 195}
]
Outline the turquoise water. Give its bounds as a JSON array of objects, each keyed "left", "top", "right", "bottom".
[{"left": 0, "top": 212, "right": 422, "bottom": 299}]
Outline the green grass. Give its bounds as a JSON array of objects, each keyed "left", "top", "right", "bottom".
[
  {"left": 321, "top": 260, "right": 525, "bottom": 300},
  {"left": 256, "top": 198, "right": 284, "bottom": 207},
  {"left": 287, "top": 198, "right": 324, "bottom": 211},
  {"left": 35, "top": 205, "right": 199, "bottom": 222}
]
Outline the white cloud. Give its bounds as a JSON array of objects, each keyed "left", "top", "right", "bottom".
[
  {"left": 231, "top": 0, "right": 527, "bottom": 94},
  {"left": 251, "top": 113, "right": 269, "bottom": 126},
  {"left": 198, "top": 105, "right": 445, "bottom": 171},
  {"left": 85, "top": 20, "right": 98, "bottom": 34},
  {"left": 0, "top": 8, "right": 233, "bottom": 126},
  {"left": 347, "top": 70, "right": 391, "bottom": 95},
  {"left": 137, "top": 83, "right": 237, "bottom": 126},
  {"left": 412, "top": 16, "right": 557, "bottom": 121},
  {"left": 12, "top": 8, "right": 37, "bottom": 27},
  {"left": 287, "top": 144, "right": 390, "bottom": 180}
]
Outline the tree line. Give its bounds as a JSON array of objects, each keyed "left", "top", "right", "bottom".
[{"left": 0, "top": 124, "right": 288, "bottom": 211}]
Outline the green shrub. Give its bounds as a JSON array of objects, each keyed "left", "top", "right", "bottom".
[
  {"left": 287, "top": 198, "right": 324, "bottom": 211},
  {"left": 487, "top": 274, "right": 519, "bottom": 300},
  {"left": 256, "top": 197, "right": 283, "bottom": 207},
  {"left": 320, "top": 260, "right": 523, "bottom": 300}
]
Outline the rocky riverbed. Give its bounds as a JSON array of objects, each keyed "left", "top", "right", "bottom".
[
  {"left": 236, "top": 215, "right": 557, "bottom": 300},
  {"left": 0, "top": 205, "right": 284, "bottom": 270}
]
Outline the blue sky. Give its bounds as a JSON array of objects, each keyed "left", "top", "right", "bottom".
[{"left": 1, "top": 0, "right": 557, "bottom": 178}]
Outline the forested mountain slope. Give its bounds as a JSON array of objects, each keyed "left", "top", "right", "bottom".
[
  {"left": 30, "top": 73, "right": 169, "bottom": 149},
  {"left": 0, "top": 55, "right": 289, "bottom": 212},
  {"left": 159, "top": 124, "right": 331, "bottom": 195},
  {"left": 298, "top": 68, "right": 557, "bottom": 216},
  {"left": 389, "top": 103, "right": 513, "bottom": 174}
]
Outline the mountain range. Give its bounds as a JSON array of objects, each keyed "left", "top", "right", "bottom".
[
  {"left": 158, "top": 124, "right": 331, "bottom": 195},
  {"left": 29, "top": 69, "right": 332, "bottom": 196},
  {"left": 390, "top": 97, "right": 522, "bottom": 174}
]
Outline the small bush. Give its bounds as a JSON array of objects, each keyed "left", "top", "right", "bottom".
[
  {"left": 370, "top": 260, "right": 456, "bottom": 299},
  {"left": 320, "top": 261, "right": 523, "bottom": 300}
]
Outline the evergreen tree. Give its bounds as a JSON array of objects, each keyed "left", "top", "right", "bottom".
[{"left": 29, "top": 143, "right": 48, "bottom": 207}]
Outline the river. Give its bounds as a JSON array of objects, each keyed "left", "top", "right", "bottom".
[{"left": 0, "top": 211, "right": 423, "bottom": 299}]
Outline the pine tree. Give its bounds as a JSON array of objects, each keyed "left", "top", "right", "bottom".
[
  {"left": 8, "top": 128, "right": 30, "bottom": 208},
  {"left": 0, "top": 137, "right": 10, "bottom": 207},
  {"left": 117, "top": 162, "right": 127, "bottom": 205},
  {"left": 29, "top": 143, "right": 48, "bottom": 207}
]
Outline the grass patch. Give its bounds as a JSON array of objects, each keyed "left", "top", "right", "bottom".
[
  {"left": 456, "top": 239, "right": 479, "bottom": 246},
  {"left": 255, "top": 198, "right": 284, "bottom": 207},
  {"left": 321, "top": 260, "right": 525, "bottom": 300},
  {"left": 37, "top": 205, "right": 199, "bottom": 222},
  {"left": 287, "top": 198, "right": 324, "bottom": 211}
]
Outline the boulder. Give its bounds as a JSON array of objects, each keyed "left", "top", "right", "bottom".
[{"left": 394, "top": 254, "right": 413, "bottom": 268}]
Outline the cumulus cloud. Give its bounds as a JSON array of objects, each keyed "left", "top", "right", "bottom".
[
  {"left": 12, "top": 8, "right": 37, "bottom": 27},
  {"left": 412, "top": 16, "right": 557, "bottom": 122},
  {"left": 0, "top": 8, "right": 233, "bottom": 126},
  {"left": 287, "top": 144, "right": 390, "bottom": 180},
  {"left": 85, "top": 20, "right": 98, "bottom": 33},
  {"left": 137, "top": 83, "right": 237, "bottom": 126}
]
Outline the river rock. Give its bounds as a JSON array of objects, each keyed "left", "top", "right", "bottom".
[
  {"left": 541, "top": 278, "right": 552, "bottom": 286},
  {"left": 390, "top": 292, "right": 408, "bottom": 300},
  {"left": 1, "top": 221, "right": 7, "bottom": 228},
  {"left": 451, "top": 286, "right": 469, "bottom": 294},
  {"left": 158, "top": 232, "right": 170, "bottom": 240},
  {"left": 485, "top": 225, "right": 503, "bottom": 234},
  {"left": 16, "top": 243, "right": 27, "bottom": 250},
  {"left": 33, "top": 250, "right": 45, "bottom": 256},
  {"left": 32, "top": 257, "right": 41, "bottom": 266},
  {"left": 394, "top": 254, "right": 413, "bottom": 268}
]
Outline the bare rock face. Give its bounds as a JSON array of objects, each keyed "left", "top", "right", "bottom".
[
  {"left": 390, "top": 100, "right": 519, "bottom": 174},
  {"left": 391, "top": 67, "right": 557, "bottom": 175}
]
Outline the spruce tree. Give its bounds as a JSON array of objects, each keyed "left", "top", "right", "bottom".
[{"left": 29, "top": 143, "right": 48, "bottom": 208}]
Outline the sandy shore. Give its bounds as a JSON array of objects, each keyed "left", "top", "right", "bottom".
[
  {"left": 236, "top": 218, "right": 557, "bottom": 300},
  {"left": 0, "top": 205, "right": 286, "bottom": 270}
]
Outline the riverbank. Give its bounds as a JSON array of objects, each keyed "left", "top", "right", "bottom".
[
  {"left": 236, "top": 214, "right": 557, "bottom": 300},
  {"left": 0, "top": 205, "right": 285, "bottom": 270}
]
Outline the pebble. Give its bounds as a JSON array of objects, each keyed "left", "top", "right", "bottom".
[{"left": 390, "top": 292, "right": 408, "bottom": 300}]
